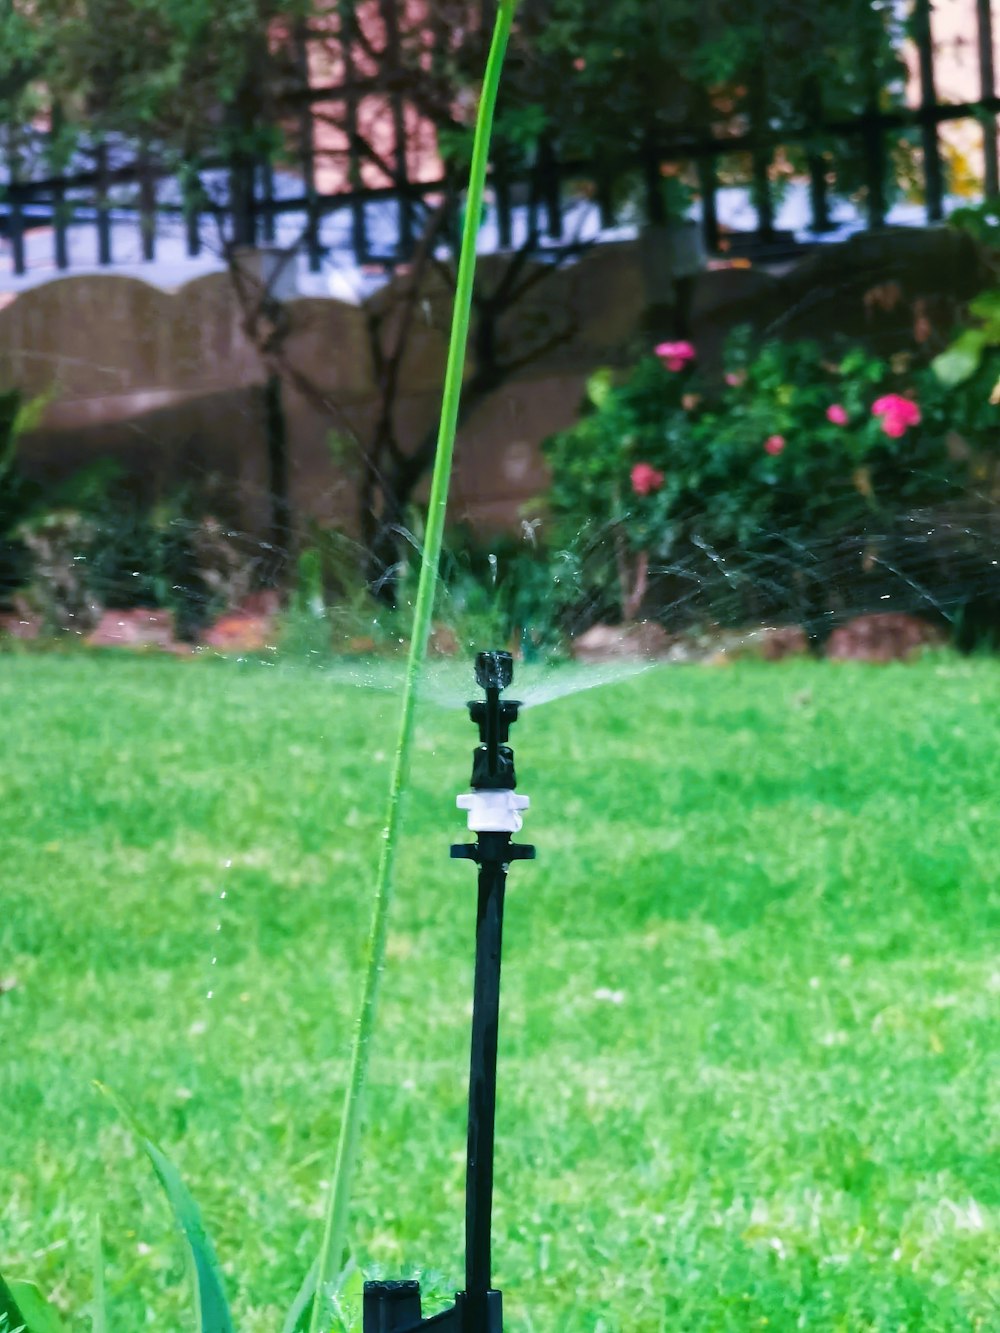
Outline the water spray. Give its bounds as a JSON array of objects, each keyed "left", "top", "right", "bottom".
[{"left": 362, "top": 650, "right": 534, "bottom": 1333}]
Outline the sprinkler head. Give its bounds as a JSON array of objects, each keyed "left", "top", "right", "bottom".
[
  {"left": 467, "top": 650, "right": 521, "bottom": 791},
  {"left": 475, "top": 650, "right": 513, "bottom": 693}
]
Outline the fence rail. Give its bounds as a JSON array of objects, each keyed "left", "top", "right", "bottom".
[{"left": 2, "top": 1, "right": 998, "bottom": 280}]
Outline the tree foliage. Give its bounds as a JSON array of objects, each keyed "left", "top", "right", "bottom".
[
  {"left": 2, "top": 0, "right": 911, "bottom": 209},
  {"left": 3, "top": 0, "right": 308, "bottom": 168}
]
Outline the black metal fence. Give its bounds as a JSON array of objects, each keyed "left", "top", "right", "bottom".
[{"left": 2, "top": 0, "right": 998, "bottom": 280}]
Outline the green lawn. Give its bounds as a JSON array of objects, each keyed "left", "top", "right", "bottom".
[{"left": 2, "top": 653, "right": 998, "bottom": 1332}]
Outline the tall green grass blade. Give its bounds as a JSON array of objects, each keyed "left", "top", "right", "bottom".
[
  {"left": 280, "top": 1258, "right": 317, "bottom": 1333},
  {"left": 306, "top": 3, "right": 521, "bottom": 1329},
  {"left": 90, "top": 1216, "right": 107, "bottom": 1333},
  {"left": 96, "top": 1085, "right": 234, "bottom": 1333},
  {"left": 0, "top": 1279, "right": 65, "bottom": 1333},
  {"left": 0, "top": 1272, "right": 27, "bottom": 1333}
]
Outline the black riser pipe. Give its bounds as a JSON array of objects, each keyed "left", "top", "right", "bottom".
[{"left": 465, "top": 847, "right": 507, "bottom": 1329}]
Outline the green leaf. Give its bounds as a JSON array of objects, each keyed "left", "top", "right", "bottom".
[
  {"left": 2, "top": 1280, "right": 65, "bottom": 1333},
  {"left": 968, "top": 288, "right": 1000, "bottom": 321},
  {"left": 0, "top": 1270, "right": 27, "bottom": 1333},
  {"left": 10, "top": 388, "right": 52, "bottom": 440},
  {"left": 931, "top": 330, "right": 988, "bottom": 387},
  {"left": 96, "top": 1085, "right": 234, "bottom": 1333},
  {"left": 280, "top": 1259, "right": 317, "bottom": 1333},
  {"left": 585, "top": 368, "right": 615, "bottom": 410}
]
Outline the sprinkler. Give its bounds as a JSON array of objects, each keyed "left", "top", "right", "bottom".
[{"left": 363, "top": 651, "right": 535, "bottom": 1333}]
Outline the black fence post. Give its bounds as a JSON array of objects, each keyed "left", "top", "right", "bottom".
[
  {"left": 596, "top": 167, "right": 615, "bottom": 231},
  {"left": 862, "top": 16, "right": 888, "bottom": 229},
  {"left": 803, "top": 76, "right": 833, "bottom": 233},
  {"left": 442, "top": 164, "right": 461, "bottom": 255},
  {"left": 9, "top": 182, "right": 25, "bottom": 276},
  {"left": 748, "top": 63, "right": 775, "bottom": 240},
  {"left": 52, "top": 181, "right": 69, "bottom": 270},
  {"left": 50, "top": 104, "right": 69, "bottom": 270},
  {"left": 525, "top": 149, "right": 541, "bottom": 250},
  {"left": 95, "top": 139, "right": 112, "bottom": 265},
  {"left": 295, "top": 20, "right": 323, "bottom": 273},
  {"left": 537, "top": 134, "right": 562, "bottom": 240},
  {"left": 493, "top": 145, "right": 513, "bottom": 248},
  {"left": 6, "top": 129, "right": 26, "bottom": 276},
  {"left": 862, "top": 107, "right": 888, "bottom": 228},
  {"left": 977, "top": 0, "right": 999, "bottom": 197},
  {"left": 697, "top": 153, "right": 720, "bottom": 254},
  {"left": 695, "top": 90, "right": 720, "bottom": 253},
  {"left": 260, "top": 159, "right": 276, "bottom": 244},
  {"left": 642, "top": 134, "right": 666, "bottom": 225},
  {"left": 339, "top": 0, "right": 369, "bottom": 265},
  {"left": 138, "top": 147, "right": 157, "bottom": 261},
  {"left": 183, "top": 163, "right": 202, "bottom": 258},
  {"left": 382, "top": 0, "right": 413, "bottom": 260},
  {"left": 229, "top": 151, "right": 257, "bottom": 248},
  {"left": 913, "top": 0, "right": 945, "bottom": 222}
]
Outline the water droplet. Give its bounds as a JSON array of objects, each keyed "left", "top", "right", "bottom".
[{"left": 206, "top": 991, "right": 214, "bottom": 999}]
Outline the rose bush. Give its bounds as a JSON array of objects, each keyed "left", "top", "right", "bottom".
[{"left": 541, "top": 326, "right": 1000, "bottom": 634}]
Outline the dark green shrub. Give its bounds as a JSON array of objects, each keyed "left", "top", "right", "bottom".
[
  {"left": 18, "top": 474, "right": 259, "bottom": 639},
  {"left": 0, "top": 388, "right": 48, "bottom": 603}
]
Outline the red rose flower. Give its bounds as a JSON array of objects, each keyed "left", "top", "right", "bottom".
[{"left": 631, "top": 462, "right": 665, "bottom": 496}]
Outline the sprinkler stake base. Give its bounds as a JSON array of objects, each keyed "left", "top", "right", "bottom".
[{"left": 362, "top": 1282, "right": 502, "bottom": 1333}]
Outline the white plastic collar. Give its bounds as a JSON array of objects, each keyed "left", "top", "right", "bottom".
[{"left": 456, "top": 789, "right": 530, "bottom": 833}]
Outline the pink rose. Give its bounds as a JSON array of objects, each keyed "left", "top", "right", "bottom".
[
  {"left": 655, "top": 340, "right": 696, "bottom": 373},
  {"left": 871, "top": 394, "right": 921, "bottom": 437},
  {"left": 764, "top": 435, "right": 785, "bottom": 456},
  {"left": 631, "top": 462, "right": 665, "bottom": 496},
  {"left": 826, "top": 403, "right": 848, "bottom": 425}
]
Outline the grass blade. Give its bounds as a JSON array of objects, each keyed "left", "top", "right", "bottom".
[
  {"left": 0, "top": 1271, "right": 27, "bottom": 1333},
  {"left": 305, "top": 4, "right": 522, "bottom": 1331},
  {"left": 96, "top": 1084, "right": 234, "bottom": 1333},
  {"left": 90, "top": 1216, "right": 107, "bottom": 1333},
  {"left": 0, "top": 1277, "right": 65, "bottom": 1333},
  {"left": 279, "top": 1258, "right": 317, "bottom": 1333}
]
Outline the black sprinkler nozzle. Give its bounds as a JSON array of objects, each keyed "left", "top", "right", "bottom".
[
  {"left": 467, "top": 652, "right": 522, "bottom": 790},
  {"left": 474, "top": 650, "right": 514, "bottom": 692}
]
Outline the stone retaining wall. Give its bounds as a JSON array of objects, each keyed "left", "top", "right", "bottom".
[{"left": 0, "top": 227, "right": 984, "bottom": 540}]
